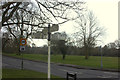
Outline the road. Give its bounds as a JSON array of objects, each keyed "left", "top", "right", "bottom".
[{"left": 2, "top": 56, "right": 119, "bottom": 79}]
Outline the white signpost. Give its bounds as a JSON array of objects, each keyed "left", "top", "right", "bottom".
[
  {"left": 31, "top": 24, "right": 59, "bottom": 80},
  {"left": 31, "top": 24, "right": 59, "bottom": 39},
  {"left": 31, "top": 32, "right": 47, "bottom": 39},
  {"left": 47, "top": 24, "right": 59, "bottom": 80},
  {"left": 42, "top": 24, "right": 59, "bottom": 35}
]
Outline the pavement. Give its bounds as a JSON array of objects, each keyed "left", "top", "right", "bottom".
[{"left": 2, "top": 55, "right": 119, "bottom": 79}]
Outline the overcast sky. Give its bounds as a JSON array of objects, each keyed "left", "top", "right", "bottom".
[
  {"left": 33, "top": 0, "right": 119, "bottom": 47},
  {"left": 58, "top": 0, "right": 118, "bottom": 46},
  {"left": 87, "top": 0, "right": 118, "bottom": 46}
]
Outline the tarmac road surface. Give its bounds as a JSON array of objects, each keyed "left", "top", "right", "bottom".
[{"left": 2, "top": 56, "right": 119, "bottom": 79}]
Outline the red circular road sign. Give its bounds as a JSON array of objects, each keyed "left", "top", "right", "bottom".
[{"left": 20, "top": 38, "right": 27, "bottom": 46}]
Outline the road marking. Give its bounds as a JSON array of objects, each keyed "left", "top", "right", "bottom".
[
  {"left": 59, "top": 69, "right": 73, "bottom": 72},
  {"left": 104, "top": 72, "right": 118, "bottom": 75},
  {"left": 77, "top": 72, "right": 82, "bottom": 74},
  {"left": 97, "top": 75, "right": 112, "bottom": 78},
  {"left": 58, "top": 69, "right": 82, "bottom": 74}
]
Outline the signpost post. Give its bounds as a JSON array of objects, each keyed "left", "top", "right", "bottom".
[
  {"left": 100, "top": 46, "right": 103, "bottom": 69},
  {"left": 20, "top": 38, "right": 27, "bottom": 70},
  {"left": 19, "top": 12, "right": 28, "bottom": 70},
  {"left": 31, "top": 23, "right": 59, "bottom": 80},
  {"left": 47, "top": 24, "right": 59, "bottom": 80},
  {"left": 48, "top": 24, "right": 51, "bottom": 80}
]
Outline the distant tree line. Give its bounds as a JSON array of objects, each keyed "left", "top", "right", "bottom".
[
  {"left": 51, "top": 44, "right": 119, "bottom": 57},
  {"left": 3, "top": 38, "right": 119, "bottom": 57}
]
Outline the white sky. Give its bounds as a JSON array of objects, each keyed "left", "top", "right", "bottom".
[
  {"left": 59, "top": 0, "right": 118, "bottom": 45},
  {"left": 34, "top": 0, "right": 119, "bottom": 47},
  {"left": 86, "top": 0, "right": 118, "bottom": 46}
]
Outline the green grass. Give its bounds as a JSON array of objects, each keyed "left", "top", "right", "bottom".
[
  {"left": 2, "top": 68, "right": 60, "bottom": 78},
  {"left": 3, "top": 53, "right": 119, "bottom": 69}
]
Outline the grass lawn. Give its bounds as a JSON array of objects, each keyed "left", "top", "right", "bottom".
[
  {"left": 2, "top": 68, "right": 60, "bottom": 78},
  {"left": 3, "top": 53, "right": 119, "bottom": 69}
]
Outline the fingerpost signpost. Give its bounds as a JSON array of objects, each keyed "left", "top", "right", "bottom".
[{"left": 31, "top": 23, "right": 59, "bottom": 80}]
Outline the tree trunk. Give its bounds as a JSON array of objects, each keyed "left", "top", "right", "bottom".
[
  {"left": 85, "top": 52, "right": 88, "bottom": 59},
  {"left": 2, "top": 38, "right": 8, "bottom": 51},
  {"left": 85, "top": 46, "right": 88, "bottom": 59},
  {"left": 15, "top": 38, "right": 21, "bottom": 55},
  {"left": 63, "top": 54, "right": 65, "bottom": 60}
]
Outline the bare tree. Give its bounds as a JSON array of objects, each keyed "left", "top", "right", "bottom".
[
  {"left": 51, "top": 32, "right": 68, "bottom": 60},
  {"left": 0, "top": 2, "right": 22, "bottom": 26},
  {"left": 114, "top": 39, "right": 120, "bottom": 49},
  {"left": 1, "top": 1, "right": 85, "bottom": 27},
  {"left": 73, "top": 11, "right": 104, "bottom": 59},
  {"left": 1, "top": 2, "right": 36, "bottom": 53},
  {"left": 1, "top": 1, "right": 86, "bottom": 53},
  {"left": 1, "top": 1, "right": 86, "bottom": 37}
]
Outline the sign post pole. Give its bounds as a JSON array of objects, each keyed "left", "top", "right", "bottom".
[
  {"left": 21, "top": 14, "right": 23, "bottom": 70},
  {"left": 100, "top": 46, "right": 103, "bottom": 69},
  {"left": 31, "top": 23, "right": 59, "bottom": 80},
  {"left": 20, "top": 38, "right": 27, "bottom": 70},
  {"left": 48, "top": 24, "right": 51, "bottom": 80},
  {"left": 21, "top": 50, "right": 23, "bottom": 70}
]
